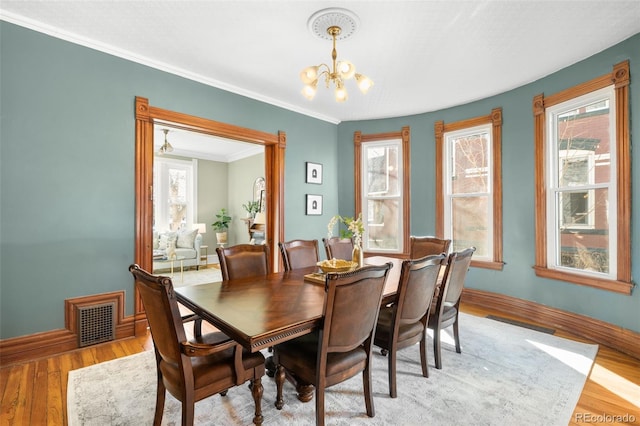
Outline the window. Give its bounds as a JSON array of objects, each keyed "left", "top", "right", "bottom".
[
  {"left": 533, "top": 60, "right": 632, "bottom": 294},
  {"left": 354, "top": 127, "right": 410, "bottom": 255},
  {"left": 153, "top": 157, "right": 197, "bottom": 232},
  {"left": 435, "top": 108, "right": 503, "bottom": 270}
]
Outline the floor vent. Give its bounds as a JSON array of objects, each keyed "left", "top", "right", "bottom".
[{"left": 77, "top": 302, "right": 116, "bottom": 347}]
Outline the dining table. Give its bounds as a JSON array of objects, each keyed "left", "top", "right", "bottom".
[
  {"left": 174, "top": 255, "right": 407, "bottom": 407},
  {"left": 174, "top": 256, "right": 403, "bottom": 354}
]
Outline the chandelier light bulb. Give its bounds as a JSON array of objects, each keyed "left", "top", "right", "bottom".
[
  {"left": 337, "top": 60, "right": 356, "bottom": 79},
  {"left": 335, "top": 81, "right": 348, "bottom": 102},
  {"left": 302, "top": 80, "right": 318, "bottom": 100},
  {"left": 300, "top": 66, "right": 319, "bottom": 84},
  {"left": 355, "top": 73, "right": 374, "bottom": 94}
]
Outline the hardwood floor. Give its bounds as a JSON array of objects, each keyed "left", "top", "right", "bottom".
[{"left": 1, "top": 302, "right": 638, "bottom": 425}]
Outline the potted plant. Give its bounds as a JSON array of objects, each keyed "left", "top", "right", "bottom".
[
  {"left": 242, "top": 200, "right": 261, "bottom": 218},
  {"left": 211, "top": 208, "right": 232, "bottom": 244}
]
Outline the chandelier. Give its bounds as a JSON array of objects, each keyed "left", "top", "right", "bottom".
[
  {"left": 158, "top": 129, "right": 173, "bottom": 154},
  {"left": 300, "top": 8, "right": 373, "bottom": 102}
]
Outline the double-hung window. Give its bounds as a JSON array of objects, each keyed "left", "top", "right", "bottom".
[
  {"left": 533, "top": 61, "right": 632, "bottom": 294},
  {"left": 435, "top": 109, "right": 503, "bottom": 270},
  {"left": 354, "top": 127, "right": 411, "bottom": 255}
]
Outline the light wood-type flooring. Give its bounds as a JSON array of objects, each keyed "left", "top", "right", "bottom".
[{"left": 1, "top": 302, "right": 639, "bottom": 425}]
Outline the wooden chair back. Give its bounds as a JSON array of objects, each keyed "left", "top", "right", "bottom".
[
  {"left": 131, "top": 265, "right": 186, "bottom": 364},
  {"left": 394, "top": 254, "right": 446, "bottom": 328},
  {"left": 409, "top": 236, "right": 451, "bottom": 259},
  {"left": 216, "top": 244, "right": 270, "bottom": 280},
  {"left": 323, "top": 263, "right": 392, "bottom": 353},
  {"left": 279, "top": 239, "right": 319, "bottom": 271},
  {"left": 322, "top": 237, "right": 354, "bottom": 261}
]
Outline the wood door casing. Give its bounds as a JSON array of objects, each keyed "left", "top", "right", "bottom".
[{"left": 134, "top": 97, "right": 286, "bottom": 334}]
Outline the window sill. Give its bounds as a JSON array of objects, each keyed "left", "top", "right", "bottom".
[
  {"left": 533, "top": 266, "right": 634, "bottom": 295},
  {"left": 471, "top": 260, "right": 504, "bottom": 271}
]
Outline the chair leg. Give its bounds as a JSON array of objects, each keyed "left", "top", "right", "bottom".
[
  {"left": 433, "top": 325, "right": 443, "bottom": 369},
  {"left": 274, "top": 365, "right": 285, "bottom": 410},
  {"left": 388, "top": 346, "right": 397, "bottom": 398},
  {"left": 250, "top": 376, "right": 264, "bottom": 425},
  {"left": 363, "top": 361, "right": 375, "bottom": 417},
  {"left": 453, "top": 317, "right": 461, "bottom": 353},
  {"left": 153, "top": 377, "right": 166, "bottom": 426},
  {"left": 420, "top": 333, "right": 429, "bottom": 378},
  {"left": 316, "top": 382, "right": 326, "bottom": 426},
  {"left": 182, "top": 396, "right": 194, "bottom": 426},
  {"left": 193, "top": 318, "right": 202, "bottom": 338}
]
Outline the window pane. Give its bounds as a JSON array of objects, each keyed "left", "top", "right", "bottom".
[
  {"left": 451, "top": 196, "right": 489, "bottom": 257},
  {"left": 556, "top": 188, "right": 609, "bottom": 273},
  {"left": 366, "top": 145, "right": 400, "bottom": 196},
  {"left": 168, "top": 168, "right": 187, "bottom": 231},
  {"left": 366, "top": 199, "right": 399, "bottom": 251},
  {"left": 450, "top": 133, "right": 489, "bottom": 194},
  {"left": 556, "top": 98, "right": 610, "bottom": 186}
]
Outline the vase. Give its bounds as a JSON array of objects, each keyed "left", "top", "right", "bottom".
[{"left": 352, "top": 243, "right": 363, "bottom": 267}]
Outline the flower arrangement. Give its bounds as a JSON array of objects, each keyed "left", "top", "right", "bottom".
[{"left": 327, "top": 213, "right": 364, "bottom": 247}]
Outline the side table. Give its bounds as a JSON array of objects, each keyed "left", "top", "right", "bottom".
[{"left": 200, "top": 245, "right": 208, "bottom": 269}]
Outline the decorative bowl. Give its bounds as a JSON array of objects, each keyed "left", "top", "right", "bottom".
[{"left": 316, "top": 259, "right": 358, "bottom": 273}]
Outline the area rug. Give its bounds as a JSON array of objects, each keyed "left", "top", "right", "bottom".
[
  {"left": 157, "top": 266, "right": 222, "bottom": 288},
  {"left": 67, "top": 313, "right": 597, "bottom": 425}
]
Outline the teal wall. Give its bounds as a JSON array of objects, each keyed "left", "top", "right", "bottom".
[
  {"left": 0, "top": 22, "right": 336, "bottom": 338},
  {"left": 0, "top": 21, "right": 638, "bottom": 339},
  {"left": 337, "top": 33, "right": 640, "bottom": 332}
]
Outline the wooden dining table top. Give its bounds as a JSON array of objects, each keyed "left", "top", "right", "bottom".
[{"left": 175, "top": 256, "right": 403, "bottom": 353}]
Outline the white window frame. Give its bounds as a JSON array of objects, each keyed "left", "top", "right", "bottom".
[
  {"left": 361, "top": 138, "right": 403, "bottom": 254},
  {"left": 154, "top": 157, "right": 198, "bottom": 232},
  {"left": 443, "top": 124, "right": 493, "bottom": 262},
  {"left": 545, "top": 86, "right": 617, "bottom": 279}
]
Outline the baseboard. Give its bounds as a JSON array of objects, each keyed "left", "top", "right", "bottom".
[
  {"left": 0, "top": 319, "right": 135, "bottom": 365},
  {"left": 2, "top": 289, "right": 638, "bottom": 365},
  {"left": 462, "top": 288, "right": 640, "bottom": 360}
]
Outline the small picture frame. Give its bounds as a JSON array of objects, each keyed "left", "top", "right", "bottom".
[
  {"left": 306, "top": 194, "right": 323, "bottom": 215},
  {"left": 305, "top": 162, "right": 323, "bottom": 184}
]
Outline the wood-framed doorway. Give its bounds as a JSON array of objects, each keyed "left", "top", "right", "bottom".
[{"left": 134, "top": 96, "right": 286, "bottom": 334}]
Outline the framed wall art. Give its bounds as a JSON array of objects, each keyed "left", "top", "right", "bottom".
[
  {"left": 305, "top": 162, "right": 323, "bottom": 184},
  {"left": 305, "top": 194, "right": 323, "bottom": 215}
]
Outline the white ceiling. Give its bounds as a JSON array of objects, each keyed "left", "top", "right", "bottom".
[
  {"left": 154, "top": 125, "right": 263, "bottom": 162},
  {"left": 2, "top": 1, "right": 639, "bottom": 127}
]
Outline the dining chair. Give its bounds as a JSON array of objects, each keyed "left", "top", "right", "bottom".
[
  {"left": 409, "top": 236, "right": 452, "bottom": 259},
  {"left": 273, "top": 263, "right": 392, "bottom": 426},
  {"left": 129, "top": 264, "right": 266, "bottom": 426},
  {"left": 322, "top": 236, "right": 354, "bottom": 260},
  {"left": 279, "top": 239, "right": 320, "bottom": 271},
  {"left": 374, "top": 253, "right": 446, "bottom": 397},
  {"left": 428, "top": 247, "right": 476, "bottom": 369},
  {"left": 216, "top": 243, "right": 270, "bottom": 281}
]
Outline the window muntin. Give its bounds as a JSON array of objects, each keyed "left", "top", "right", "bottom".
[
  {"left": 546, "top": 87, "right": 616, "bottom": 278},
  {"left": 444, "top": 125, "right": 493, "bottom": 260},
  {"left": 362, "top": 140, "right": 403, "bottom": 252}
]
